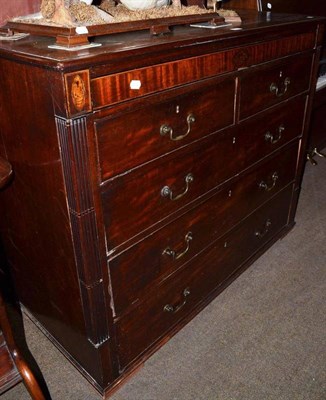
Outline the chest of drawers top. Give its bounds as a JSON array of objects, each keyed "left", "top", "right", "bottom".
[
  {"left": 0, "top": 13, "right": 322, "bottom": 126},
  {"left": 0, "top": 11, "right": 322, "bottom": 71}
]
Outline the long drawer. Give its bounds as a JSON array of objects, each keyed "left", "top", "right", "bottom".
[
  {"left": 109, "top": 143, "right": 299, "bottom": 316},
  {"left": 115, "top": 185, "right": 293, "bottom": 369},
  {"left": 101, "top": 96, "right": 305, "bottom": 249},
  {"left": 95, "top": 76, "right": 235, "bottom": 181},
  {"left": 239, "top": 52, "right": 312, "bottom": 119}
]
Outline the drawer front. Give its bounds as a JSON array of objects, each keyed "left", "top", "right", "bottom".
[
  {"left": 91, "top": 32, "right": 315, "bottom": 108},
  {"left": 102, "top": 96, "right": 305, "bottom": 249},
  {"left": 239, "top": 52, "right": 312, "bottom": 119},
  {"left": 109, "top": 143, "right": 299, "bottom": 316},
  {"left": 116, "top": 185, "right": 293, "bottom": 369},
  {"left": 95, "top": 77, "right": 235, "bottom": 181}
]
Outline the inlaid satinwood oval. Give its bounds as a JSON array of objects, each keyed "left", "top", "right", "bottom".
[{"left": 71, "top": 74, "right": 86, "bottom": 112}]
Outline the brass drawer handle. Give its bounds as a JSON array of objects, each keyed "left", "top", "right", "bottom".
[
  {"left": 164, "top": 287, "right": 191, "bottom": 314},
  {"left": 161, "top": 173, "right": 194, "bottom": 201},
  {"left": 255, "top": 219, "right": 272, "bottom": 238},
  {"left": 160, "top": 113, "right": 196, "bottom": 141},
  {"left": 270, "top": 77, "right": 291, "bottom": 97},
  {"left": 259, "top": 172, "right": 279, "bottom": 191},
  {"left": 162, "top": 232, "right": 193, "bottom": 260},
  {"left": 265, "top": 125, "right": 285, "bottom": 144}
]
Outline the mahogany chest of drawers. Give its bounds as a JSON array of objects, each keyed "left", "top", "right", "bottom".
[{"left": 0, "top": 11, "right": 324, "bottom": 398}]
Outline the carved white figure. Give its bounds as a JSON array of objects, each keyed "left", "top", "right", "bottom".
[{"left": 119, "top": 0, "right": 169, "bottom": 10}]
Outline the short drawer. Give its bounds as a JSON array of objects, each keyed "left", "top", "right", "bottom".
[
  {"left": 101, "top": 96, "right": 305, "bottom": 249},
  {"left": 95, "top": 77, "right": 235, "bottom": 181},
  {"left": 239, "top": 52, "right": 312, "bottom": 119},
  {"left": 109, "top": 143, "right": 299, "bottom": 316},
  {"left": 115, "top": 185, "right": 293, "bottom": 369}
]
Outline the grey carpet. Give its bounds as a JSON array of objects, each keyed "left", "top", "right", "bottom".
[{"left": 2, "top": 160, "right": 326, "bottom": 400}]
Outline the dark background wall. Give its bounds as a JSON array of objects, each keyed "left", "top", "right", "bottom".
[{"left": 0, "top": 0, "right": 42, "bottom": 26}]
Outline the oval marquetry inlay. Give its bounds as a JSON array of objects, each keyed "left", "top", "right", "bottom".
[{"left": 71, "top": 75, "right": 86, "bottom": 112}]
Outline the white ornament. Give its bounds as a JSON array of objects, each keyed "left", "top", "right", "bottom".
[
  {"left": 120, "top": 0, "right": 169, "bottom": 10},
  {"left": 80, "top": 0, "right": 93, "bottom": 5}
]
